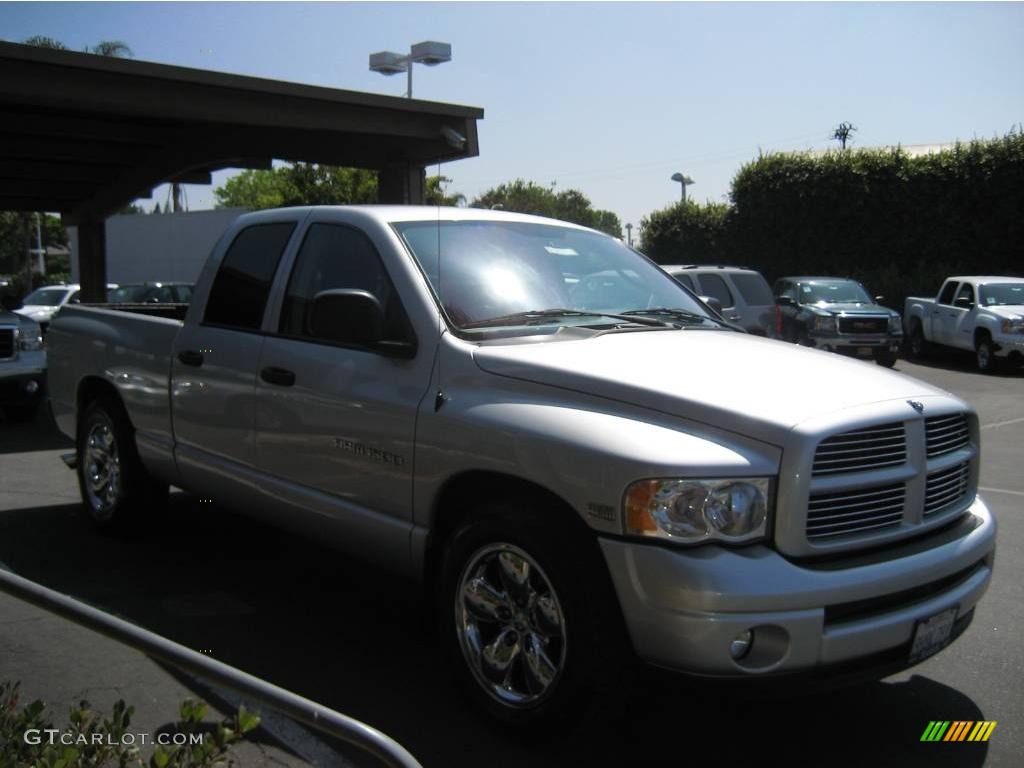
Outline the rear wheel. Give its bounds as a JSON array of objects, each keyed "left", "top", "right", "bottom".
[
  {"left": 439, "top": 502, "right": 628, "bottom": 730},
  {"left": 77, "top": 396, "right": 167, "bottom": 530}
]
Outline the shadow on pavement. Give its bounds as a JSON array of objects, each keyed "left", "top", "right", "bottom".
[
  {"left": 0, "top": 494, "right": 991, "bottom": 767},
  {"left": 902, "top": 350, "right": 1024, "bottom": 378},
  {"left": 0, "top": 404, "right": 73, "bottom": 454}
]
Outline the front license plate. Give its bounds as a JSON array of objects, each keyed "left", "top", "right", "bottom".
[
  {"left": 857, "top": 346, "right": 873, "bottom": 356},
  {"left": 909, "top": 606, "right": 958, "bottom": 664}
]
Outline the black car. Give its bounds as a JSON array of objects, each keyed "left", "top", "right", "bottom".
[{"left": 772, "top": 276, "right": 902, "bottom": 368}]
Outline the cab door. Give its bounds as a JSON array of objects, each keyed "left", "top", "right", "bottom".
[
  {"left": 171, "top": 218, "right": 301, "bottom": 487},
  {"left": 250, "top": 218, "right": 435, "bottom": 550}
]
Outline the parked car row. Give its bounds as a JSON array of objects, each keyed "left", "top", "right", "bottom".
[{"left": 658, "top": 263, "right": 1021, "bottom": 373}]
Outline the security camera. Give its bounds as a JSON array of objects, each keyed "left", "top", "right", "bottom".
[{"left": 441, "top": 126, "right": 466, "bottom": 150}]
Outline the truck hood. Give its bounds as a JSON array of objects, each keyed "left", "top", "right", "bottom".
[
  {"left": 983, "top": 304, "right": 1024, "bottom": 320},
  {"left": 473, "top": 329, "right": 945, "bottom": 444},
  {"left": 811, "top": 302, "right": 897, "bottom": 316}
]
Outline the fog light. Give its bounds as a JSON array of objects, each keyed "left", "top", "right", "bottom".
[
  {"left": 729, "top": 629, "right": 753, "bottom": 660},
  {"left": 24, "top": 380, "right": 39, "bottom": 394}
]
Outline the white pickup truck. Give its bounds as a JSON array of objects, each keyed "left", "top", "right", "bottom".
[
  {"left": 48, "top": 207, "right": 996, "bottom": 727},
  {"left": 905, "top": 276, "right": 1024, "bottom": 372}
]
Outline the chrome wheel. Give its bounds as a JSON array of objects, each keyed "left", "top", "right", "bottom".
[
  {"left": 455, "top": 543, "right": 566, "bottom": 708},
  {"left": 83, "top": 419, "right": 121, "bottom": 520},
  {"left": 976, "top": 339, "right": 993, "bottom": 371}
]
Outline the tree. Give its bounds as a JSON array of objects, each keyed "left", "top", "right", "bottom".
[
  {"left": 470, "top": 179, "right": 622, "bottom": 238},
  {"left": 87, "top": 40, "right": 132, "bottom": 57},
  {"left": 425, "top": 175, "right": 466, "bottom": 206},
  {"left": 832, "top": 121, "right": 857, "bottom": 150},
  {"left": 21, "top": 35, "right": 67, "bottom": 50},
  {"left": 214, "top": 163, "right": 379, "bottom": 209},
  {"left": 639, "top": 200, "right": 731, "bottom": 264}
]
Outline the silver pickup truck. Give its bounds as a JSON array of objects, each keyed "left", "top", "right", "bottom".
[{"left": 48, "top": 206, "right": 996, "bottom": 726}]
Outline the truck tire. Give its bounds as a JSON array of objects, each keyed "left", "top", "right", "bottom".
[
  {"left": 975, "top": 334, "right": 998, "bottom": 374},
  {"left": 439, "top": 502, "right": 628, "bottom": 730},
  {"left": 76, "top": 396, "right": 168, "bottom": 530},
  {"left": 907, "top": 324, "right": 930, "bottom": 359},
  {"left": 875, "top": 352, "right": 898, "bottom": 368}
]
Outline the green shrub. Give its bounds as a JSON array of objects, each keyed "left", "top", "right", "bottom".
[{"left": 0, "top": 681, "right": 260, "bottom": 768}]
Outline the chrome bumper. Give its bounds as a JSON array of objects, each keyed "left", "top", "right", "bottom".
[{"left": 600, "top": 495, "right": 995, "bottom": 676}]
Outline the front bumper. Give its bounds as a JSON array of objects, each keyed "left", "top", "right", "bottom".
[
  {"left": 993, "top": 334, "right": 1024, "bottom": 360},
  {"left": 600, "top": 495, "right": 995, "bottom": 678},
  {"left": 807, "top": 333, "right": 901, "bottom": 357},
  {"left": 0, "top": 353, "right": 46, "bottom": 406}
]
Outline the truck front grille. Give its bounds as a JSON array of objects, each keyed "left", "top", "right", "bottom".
[
  {"left": 812, "top": 423, "right": 906, "bottom": 476},
  {"left": 838, "top": 317, "right": 888, "bottom": 334},
  {"left": 807, "top": 483, "right": 905, "bottom": 540},
  {"left": 0, "top": 328, "right": 14, "bottom": 359},
  {"left": 925, "top": 414, "right": 970, "bottom": 458},
  {"left": 925, "top": 462, "right": 971, "bottom": 516}
]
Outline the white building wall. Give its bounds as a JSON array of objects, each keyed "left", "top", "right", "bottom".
[{"left": 70, "top": 208, "right": 249, "bottom": 284}]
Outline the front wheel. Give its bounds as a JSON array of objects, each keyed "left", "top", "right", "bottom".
[
  {"left": 975, "top": 335, "right": 998, "bottom": 374},
  {"left": 875, "top": 352, "right": 898, "bottom": 368},
  {"left": 439, "top": 506, "right": 627, "bottom": 729},
  {"left": 907, "top": 325, "right": 930, "bottom": 359},
  {"left": 77, "top": 397, "right": 167, "bottom": 530}
]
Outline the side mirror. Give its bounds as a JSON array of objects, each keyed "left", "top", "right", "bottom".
[
  {"left": 954, "top": 296, "right": 974, "bottom": 310},
  {"left": 776, "top": 295, "right": 795, "bottom": 307},
  {"left": 699, "top": 295, "right": 724, "bottom": 317},
  {"left": 310, "top": 289, "right": 385, "bottom": 344}
]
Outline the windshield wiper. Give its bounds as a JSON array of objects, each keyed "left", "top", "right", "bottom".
[
  {"left": 620, "top": 307, "right": 710, "bottom": 324},
  {"left": 461, "top": 308, "right": 671, "bottom": 330}
]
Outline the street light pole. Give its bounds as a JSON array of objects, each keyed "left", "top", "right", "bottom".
[
  {"left": 369, "top": 41, "right": 452, "bottom": 98},
  {"left": 625, "top": 223, "right": 633, "bottom": 247},
  {"left": 671, "top": 172, "right": 694, "bottom": 203}
]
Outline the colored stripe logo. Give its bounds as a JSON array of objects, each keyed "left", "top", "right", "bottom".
[{"left": 921, "top": 721, "right": 997, "bottom": 742}]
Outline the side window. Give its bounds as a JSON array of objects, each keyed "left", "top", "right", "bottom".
[
  {"left": 955, "top": 283, "right": 975, "bottom": 306},
  {"left": 672, "top": 273, "right": 695, "bottom": 291},
  {"left": 279, "top": 223, "right": 409, "bottom": 344},
  {"left": 69, "top": 291, "right": 80, "bottom": 304},
  {"left": 173, "top": 285, "right": 194, "bottom": 303},
  {"left": 204, "top": 223, "right": 295, "bottom": 330},
  {"left": 696, "top": 273, "right": 735, "bottom": 308},
  {"left": 938, "top": 281, "right": 958, "bottom": 305}
]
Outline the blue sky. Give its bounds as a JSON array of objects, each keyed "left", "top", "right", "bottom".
[{"left": 2, "top": 1, "right": 1022, "bottom": 230}]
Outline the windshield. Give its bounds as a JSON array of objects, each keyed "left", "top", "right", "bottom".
[
  {"left": 392, "top": 220, "right": 714, "bottom": 334},
  {"left": 22, "top": 287, "right": 70, "bottom": 306},
  {"left": 979, "top": 283, "right": 1024, "bottom": 306},
  {"left": 800, "top": 280, "right": 872, "bottom": 305}
]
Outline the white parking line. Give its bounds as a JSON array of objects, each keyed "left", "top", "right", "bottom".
[
  {"left": 980, "top": 416, "right": 1024, "bottom": 431},
  {"left": 979, "top": 486, "right": 1024, "bottom": 498}
]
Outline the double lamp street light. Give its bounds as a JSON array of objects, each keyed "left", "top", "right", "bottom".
[{"left": 369, "top": 40, "right": 452, "bottom": 98}]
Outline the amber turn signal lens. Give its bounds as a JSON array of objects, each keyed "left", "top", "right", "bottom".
[{"left": 624, "top": 480, "right": 659, "bottom": 533}]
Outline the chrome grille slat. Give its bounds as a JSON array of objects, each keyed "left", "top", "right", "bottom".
[
  {"left": 812, "top": 422, "right": 906, "bottom": 476},
  {"left": 807, "top": 479, "right": 905, "bottom": 541},
  {"left": 924, "top": 462, "right": 970, "bottom": 516},
  {"left": 925, "top": 414, "right": 969, "bottom": 458},
  {"left": 0, "top": 328, "right": 15, "bottom": 359}
]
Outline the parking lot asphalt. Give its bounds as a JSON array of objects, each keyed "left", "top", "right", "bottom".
[{"left": 0, "top": 353, "right": 1020, "bottom": 767}]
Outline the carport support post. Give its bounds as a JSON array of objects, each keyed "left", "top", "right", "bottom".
[
  {"left": 379, "top": 162, "right": 426, "bottom": 205},
  {"left": 77, "top": 218, "right": 108, "bottom": 303}
]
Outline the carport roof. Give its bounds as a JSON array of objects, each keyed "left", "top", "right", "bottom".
[{"left": 0, "top": 41, "right": 483, "bottom": 222}]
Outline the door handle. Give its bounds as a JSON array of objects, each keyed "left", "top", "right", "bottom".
[
  {"left": 260, "top": 366, "right": 296, "bottom": 387},
  {"left": 177, "top": 350, "right": 204, "bottom": 367}
]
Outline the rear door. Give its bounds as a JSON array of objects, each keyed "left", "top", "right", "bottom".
[
  {"left": 171, "top": 217, "right": 302, "bottom": 486},
  {"left": 251, "top": 216, "right": 434, "bottom": 536}
]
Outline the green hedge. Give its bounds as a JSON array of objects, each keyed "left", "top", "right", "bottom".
[{"left": 641, "top": 130, "right": 1024, "bottom": 310}]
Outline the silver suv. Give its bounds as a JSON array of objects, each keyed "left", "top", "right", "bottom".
[{"left": 662, "top": 265, "right": 775, "bottom": 335}]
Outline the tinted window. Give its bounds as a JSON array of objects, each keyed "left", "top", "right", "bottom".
[
  {"left": 697, "top": 274, "right": 734, "bottom": 308},
  {"left": 280, "top": 223, "right": 408, "bottom": 343},
  {"left": 732, "top": 273, "right": 773, "bottom": 305},
  {"left": 938, "top": 281, "right": 958, "bottom": 305},
  {"left": 955, "top": 283, "right": 975, "bottom": 305},
  {"left": 204, "top": 223, "right": 295, "bottom": 330},
  {"left": 671, "top": 273, "right": 695, "bottom": 291}
]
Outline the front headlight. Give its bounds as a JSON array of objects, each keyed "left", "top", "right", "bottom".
[
  {"left": 17, "top": 327, "right": 44, "bottom": 351},
  {"left": 812, "top": 314, "right": 836, "bottom": 333},
  {"left": 1001, "top": 317, "right": 1024, "bottom": 334},
  {"left": 624, "top": 477, "right": 772, "bottom": 544}
]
